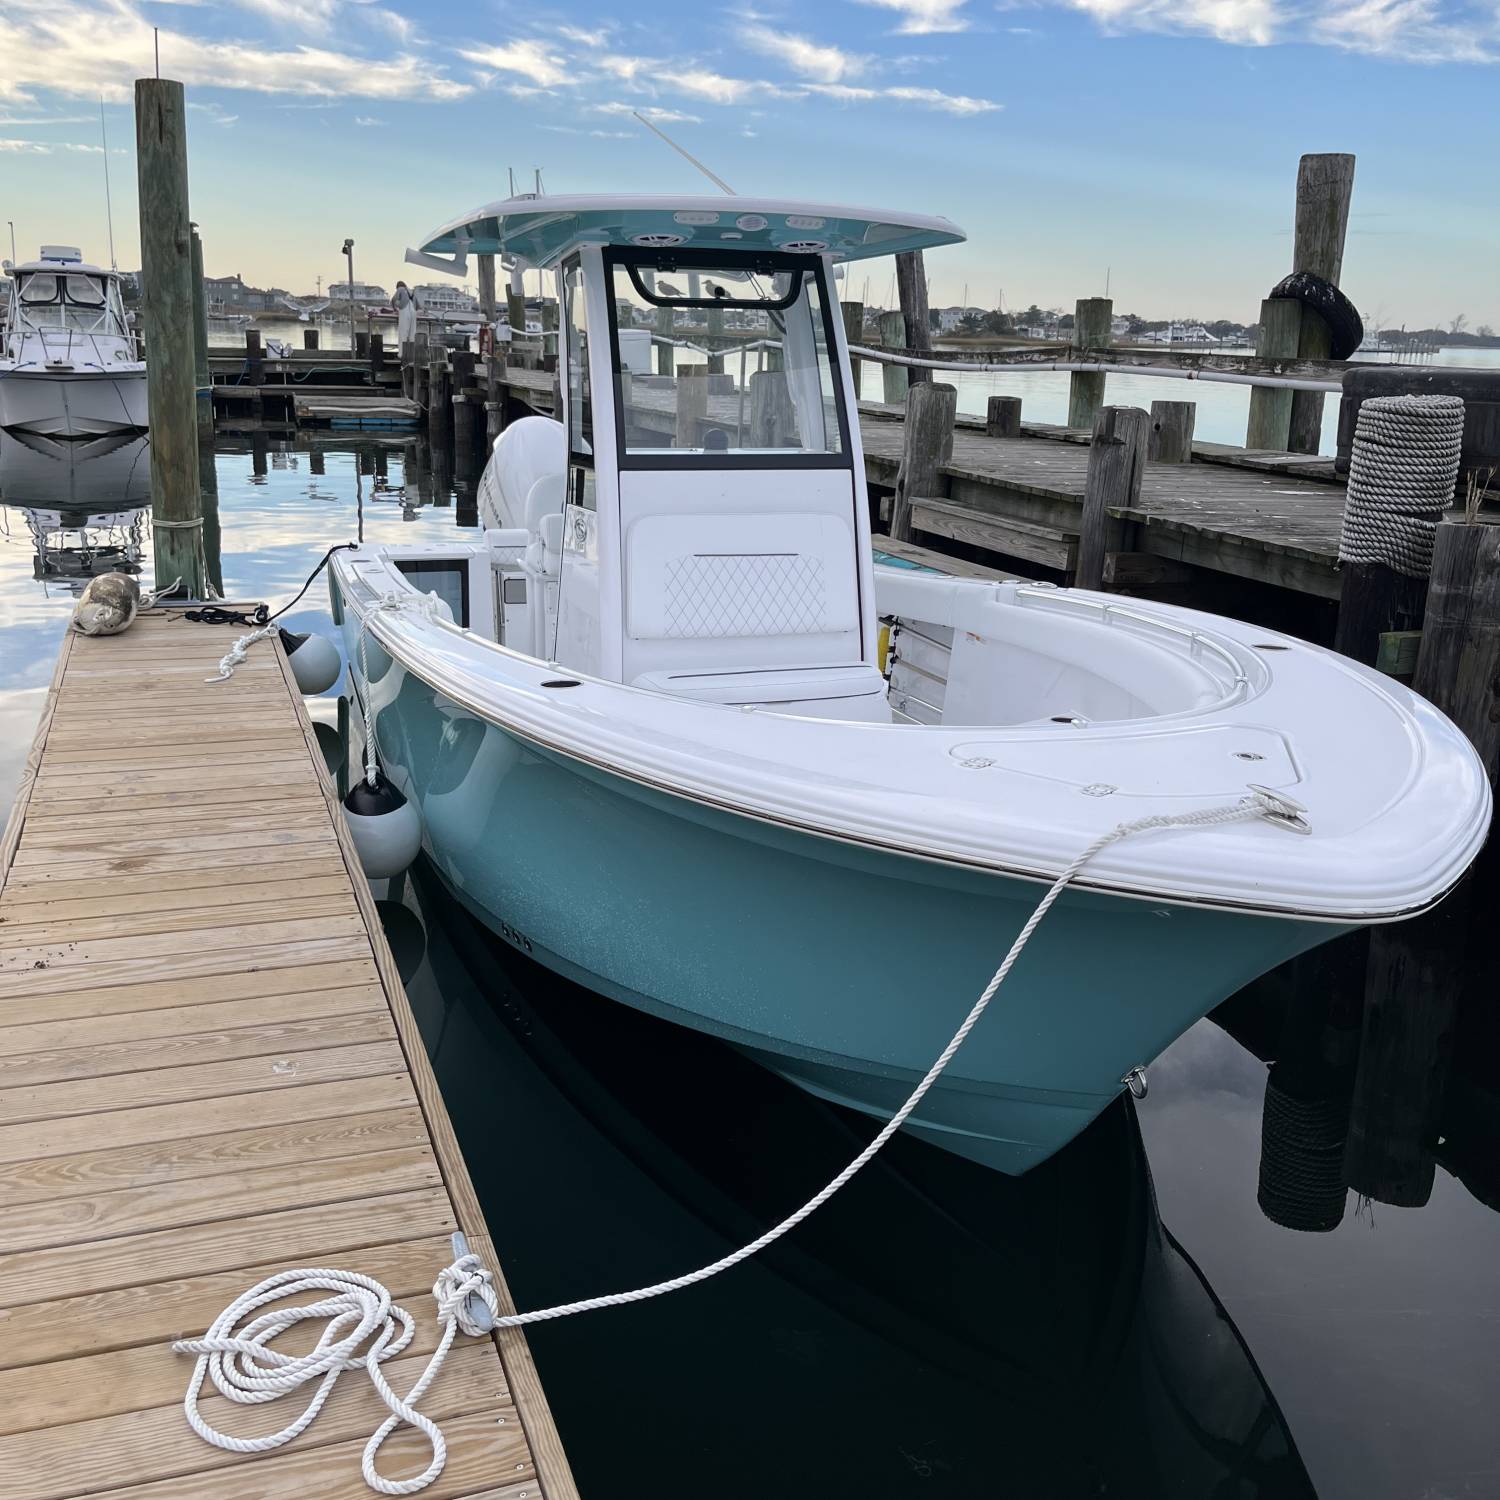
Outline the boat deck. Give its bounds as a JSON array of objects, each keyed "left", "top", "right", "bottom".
[{"left": 0, "top": 609, "right": 576, "bottom": 1500}]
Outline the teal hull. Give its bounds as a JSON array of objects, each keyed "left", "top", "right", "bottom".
[{"left": 343, "top": 621, "right": 1344, "bottom": 1173}]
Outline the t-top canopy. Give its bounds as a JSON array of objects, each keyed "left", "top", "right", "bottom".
[{"left": 410, "top": 194, "right": 965, "bottom": 271}]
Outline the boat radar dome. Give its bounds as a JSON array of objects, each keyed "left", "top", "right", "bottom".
[
  {"left": 343, "top": 771, "right": 422, "bottom": 880},
  {"left": 279, "top": 627, "right": 342, "bottom": 695}
]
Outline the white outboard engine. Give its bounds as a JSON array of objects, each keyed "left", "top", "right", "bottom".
[{"left": 477, "top": 415, "right": 565, "bottom": 530}]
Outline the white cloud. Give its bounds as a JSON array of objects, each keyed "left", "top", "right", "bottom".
[
  {"left": 658, "top": 67, "right": 767, "bottom": 103},
  {"left": 556, "top": 22, "right": 613, "bottom": 46},
  {"left": 738, "top": 22, "right": 872, "bottom": 81},
  {"left": 353, "top": 114, "right": 384, "bottom": 125},
  {"left": 885, "top": 83, "right": 1001, "bottom": 111},
  {"left": 1062, "top": 0, "right": 1280, "bottom": 44},
  {"left": 233, "top": 0, "right": 342, "bottom": 31},
  {"left": 1307, "top": 0, "right": 1495, "bottom": 59},
  {"left": 809, "top": 81, "right": 1001, "bottom": 111},
  {"left": 188, "top": 101, "right": 239, "bottom": 126},
  {"left": 592, "top": 101, "right": 703, "bottom": 122},
  {"left": 0, "top": 0, "right": 471, "bottom": 102},
  {"left": 852, "top": 0, "right": 973, "bottom": 33},
  {"left": 0, "top": 137, "right": 105, "bottom": 152},
  {"left": 460, "top": 39, "right": 569, "bottom": 87}
]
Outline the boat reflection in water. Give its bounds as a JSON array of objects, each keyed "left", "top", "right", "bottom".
[
  {"left": 392, "top": 857, "right": 1314, "bottom": 1500},
  {"left": 0, "top": 429, "right": 151, "bottom": 592}
]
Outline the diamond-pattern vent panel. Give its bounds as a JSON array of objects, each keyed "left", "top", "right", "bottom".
[{"left": 663, "top": 553, "right": 828, "bottom": 638}]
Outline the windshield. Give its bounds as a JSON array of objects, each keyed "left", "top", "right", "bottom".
[
  {"left": 608, "top": 251, "right": 847, "bottom": 466},
  {"left": 11, "top": 271, "right": 126, "bottom": 335}
]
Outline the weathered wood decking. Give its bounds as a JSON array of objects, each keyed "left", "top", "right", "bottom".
[{"left": 0, "top": 611, "right": 576, "bottom": 1500}]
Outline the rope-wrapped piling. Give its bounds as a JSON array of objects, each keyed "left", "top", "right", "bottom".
[{"left": 1338, "top": 394, "right": 1465, "bottom": 578}]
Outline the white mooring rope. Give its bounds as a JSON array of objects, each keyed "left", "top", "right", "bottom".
[
  {"left": 1338, "top": 393, "right": 1465, "bottom": 578},
  {"left": 174, "top": 788, "right": 1305, "bottom": 1488},
  {"left": 173, "top": 1254, "right": 499, "bottom": 1496},
  {"left": 489, "top": 787, "right": 1307, "bottom": 1328}
]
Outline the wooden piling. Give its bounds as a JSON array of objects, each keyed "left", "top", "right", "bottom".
[
  {"left": 655, "top": 305, "right": 675, "bottom": 376},
  {"left": 303, "top": 328, "right": 319, "bottom": 350},
  {"left": 427, "top": 358, "right": 452, "bottom": 448},
  {"left": 369, "top": 333, "right": 385, "bottom": 379},
  {"left": 354, "top": 330, "right": 370, "bottom": 360},
  {"left": 891, "top": 381, "right": 957, "bottom": 542},
  {"left": 1148, "top": 400, "right": 1196, "bottom": 463},
  {"left": 707, "top": 305, "right": 725, "bottom": 375},
  {"left": 748, "top": 368, "right": 796, "bottom": 447},
  {"left": 243, "top": 328, "right": 264, "bottom": 387},
  {"left": 896, "top": 252, "right": 932, "bottom": 385},
  {"left": 1068, "top": 297, "right": 1113, "bottom": 431},
  {"left": 841, "top": 301, "right": 864, "bottom": 399},
  {"left": 1075, "top": 405, "right": 1149, "bottom": 591},
  {"left": 476, "top": 253, "right": 498, "bottom": 326},
  {"left": 878, "top": 309, "right": 908, "bottom": 404},
  {"left": 451, "top": 350, "right": 478, "bottom": 470},
  {"left": 1288, "top": 154, "right": 1355, "bottom": 454},
  {"left": 1244, "top": 298, "right": 1302, "bottom": 450},
  {"left": 188, "top": 225, "right": 210, "bottom": 438},
  {"left": 676, "top": 367, "right": 708, "bottom": 449},
  {"left": 133, "top": 77, "right": 203, "bottom": 598},
  {"left": 1344, "top": 519, "right": 1500, "bottom": 1205},
  {"left": 986, "top": 396, "right": 1022, "bottom": 440}
]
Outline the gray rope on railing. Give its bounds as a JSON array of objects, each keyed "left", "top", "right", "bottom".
[{"left": 1338, "top": 394, "right": 1465, "bottom": 578}]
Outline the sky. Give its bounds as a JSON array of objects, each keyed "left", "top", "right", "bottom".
[{"left": 0, "top": 0, "right": 1496, "bottom": 328}]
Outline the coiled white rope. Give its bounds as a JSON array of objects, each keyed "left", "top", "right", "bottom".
[
  {"left": 1339, "top": 393, "right": 1465, "bottom": 577},
  {"left": 173, "top": 1253, "right": 499, "bottom": 1496},
  {"left": 209, "top": 622, "right": 279, "bottom": 682},
  {"left": 490, "top": 787, "right": 1307, "bottom": 1328}
]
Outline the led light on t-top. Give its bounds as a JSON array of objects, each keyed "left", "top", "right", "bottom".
[
  {"left": 330, "top": 195, "right": 1491, "bottom": 1174},
  {"left": 0, "top": 247, "right": 147, "bottom": 438}
]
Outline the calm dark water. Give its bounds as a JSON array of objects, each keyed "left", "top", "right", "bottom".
[{"left": 2, "top": 433, "right": 1497, "bottom": 1500}]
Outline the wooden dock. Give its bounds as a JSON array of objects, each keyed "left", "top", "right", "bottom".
[{"left": 0, "top": 610, "right": 577, "bottom": 1500}]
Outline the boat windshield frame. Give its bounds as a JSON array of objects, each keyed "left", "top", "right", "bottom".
[{"left": 602, "top": 245, "right": 854, "bottom": 474}]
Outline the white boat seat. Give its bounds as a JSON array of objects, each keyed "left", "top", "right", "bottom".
[{"left": 633, "top": 663, "right": 891, "bottom": 722}]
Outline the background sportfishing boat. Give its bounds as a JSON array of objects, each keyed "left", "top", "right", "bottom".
[
  {"left": 331, "top": 194, "right": 1491, "bottom": 1174},
  {"left": 0, "top": 247, "right": 147, "bottom": 437}
]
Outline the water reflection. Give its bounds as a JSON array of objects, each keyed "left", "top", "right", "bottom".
[
  {"left": 394, "top": 858, "right": 1314, "bottom": 1499},
  {"left": 0, "top": 430, "right": 151, "bottom": 594}
]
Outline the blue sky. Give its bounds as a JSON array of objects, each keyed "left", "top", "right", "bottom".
[{"left": 1, "top": 0, "right": 1496, "bottom": 327}]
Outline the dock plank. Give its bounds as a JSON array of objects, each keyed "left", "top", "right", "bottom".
[{"left": 0, "top": 610, "right": 576, "bottom": 1499}]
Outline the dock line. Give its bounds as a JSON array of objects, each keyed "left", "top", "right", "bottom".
[{"left": 487, "top": 788, "right": 1309, "bottom": 1328}]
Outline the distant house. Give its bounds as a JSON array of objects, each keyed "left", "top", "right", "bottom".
[
  {"left": 934, "top": 305, "right": 987, "bottom": 332},
  {"left": 329, "top": 280, "right": 390, "bottom": 307},
  {"left": 413, "top": 282, "right": 479, "bottom": 316}
]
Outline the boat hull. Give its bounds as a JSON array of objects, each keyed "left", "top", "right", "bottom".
[
  {"left": 346, "top": 627, "right": 1346, "bottom": 1174},
  {"left": 0, "top": 368, "right": 148, "bottom": 437}
]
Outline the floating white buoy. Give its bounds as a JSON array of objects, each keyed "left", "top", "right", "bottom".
[
  {"left": 279, "top": 627, "right": 342, "bottom": 695},
  {"left": 343, "top": 771, "right": 422, "bottom": 879}
]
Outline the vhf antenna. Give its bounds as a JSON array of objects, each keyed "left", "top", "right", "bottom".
[
  {"left": 99, "top": 98, "right": 117, "bottom": 270},
  {"left": 631, "top": 111, "right": 734, "bottom": 195}
]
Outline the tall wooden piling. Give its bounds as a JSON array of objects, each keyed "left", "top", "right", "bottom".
[
  {"left": 1288, "top": 153, "right": 1355, "bottom": 454},
  {"left": 676, "top": 367, "right": 708, "bottom": 449},
  {"left": 303, "top": 328, "right": 320, "bottom": 350},
  {"left": 1344, "top": 520, "right": 1500, "bottom": 1205},
  {"left": 1075, "top": 405, "right": 1149, "bottom": 591},
  {"left": 878, "top": 309, "right": 908, "bottom": 404},
  {"left": 655, "top": 305, "right": 675, "bottom": 377},
  {"left": 891, "top": 381, "right": 957, "bottom": 541},
  {"left": 896, "top": 252, "right": 932, "bottom": 385},
  {"left": 1245, "top": 298, "right": 1302, "bottom": 449},
  {"left": 477, "top": 253, "right": 498, "bottom": 326},
  {"left": 707, "top": 305, "right": 726, "bottom": 375},
  {"left": 1068, "top": 297, "right": 1113, "bottom": 431},
  {"left": 134, "top": 77, "right": 203, "bottom": 598},
  {"left": 841, "top": 301, "right": 864, "bottom": 399},
  {"left": 189, "top": 224, "right": 210, "bottom": 438}
]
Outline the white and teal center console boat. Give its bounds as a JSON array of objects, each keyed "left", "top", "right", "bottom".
[{"left": 332, "top": 195, "right": 1490, "bottom": 1173}]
